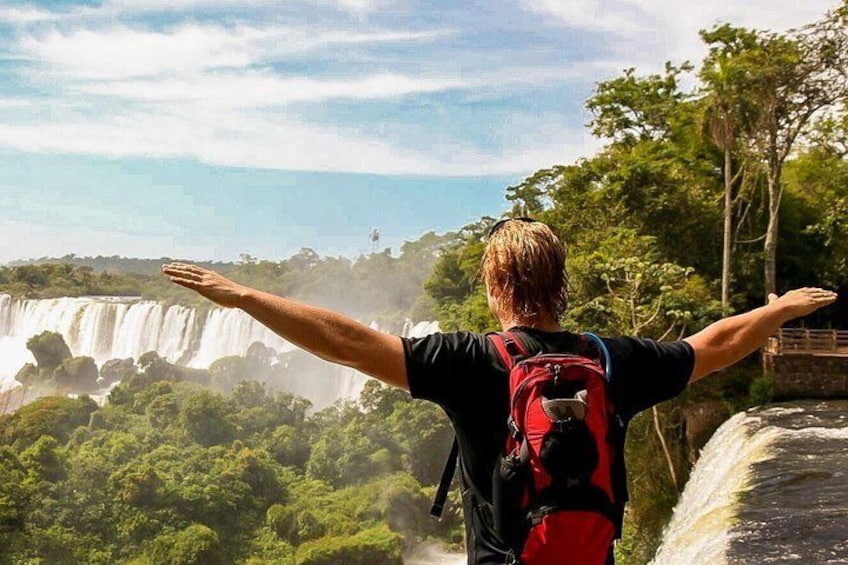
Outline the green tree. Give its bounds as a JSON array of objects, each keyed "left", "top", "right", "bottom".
[
  {"left": 725, "top": 9, "right": 848, "bottom": 297},
  {"left": 295, "top": 525, "right": 403, "bottom": 565},
  {"left": 0, "top": 447, "right": 27, "bottom": 534},
  {"left": 179, "top": 391, "right": 234, "bottom": 447},
  {"left": 699, "top": 24, "right": 759, "bottom": 309},
  {"left": 587, "top": 62, "right": 694, "bottom": 144},
  {"left": 20, "top": 435, "right": 66, "bottom": 482},
  {"left": 0, "top": 395, "right": 97, "bottom": 449},
  {"left": 150, "top": 524, "right": 222, "bottom": 565}
]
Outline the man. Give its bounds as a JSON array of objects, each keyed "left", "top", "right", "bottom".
[{"left": 162, "top": 218, "right": 836, "bottom": 564}]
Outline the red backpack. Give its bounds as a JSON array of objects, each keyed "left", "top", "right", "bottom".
[{"left": 431, "top": 331, "right": 624, "bottom": 565}]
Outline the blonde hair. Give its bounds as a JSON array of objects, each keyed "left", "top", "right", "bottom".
[{"left": 481, "top": 220, "right": 568, "bottom": 322}]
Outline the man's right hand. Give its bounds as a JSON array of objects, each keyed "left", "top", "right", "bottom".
[{"left": 685, "top": 286, "right": 838, "bottom": 381}]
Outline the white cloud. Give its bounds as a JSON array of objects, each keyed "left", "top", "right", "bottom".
[
  {"left": 523, "top": 0, "right": 648, "bottom": 33},
  {"left": 0, "top": 97, "right": 598, "bottom": 176},
  {"left": 0, "top": 6, "right": 64, "bottom": 24},
  {"left": 521, "top": 0, "right": 838, "bottom": 68},
  {"left": 19, "top": 25, "right": 264, "bottom": 80},
  {"left": 17, "top": 24, "right": 449, "bottom": 80},
  {"left": 0, "top": 99, "right": 32, "bottom": 108},
  {"left": 1, "top": 14, "right": 597, "bottom": 176},
  {"left": 71, "top": 65, "right": 587, "bottom": 108},
  {"left": 0, "top": 0, "right": 386, "bottom": 23},
  {"left": 0, "top": 105, "right": 430, "bottom": 174},
  {"left": 16, "top": 1, "right": 827, "bottom": 177},
  {"left": 75, "top": 71, "right": 465, "bottom": 106},
  {"left": 104, "top": 0, "right": 383, "bottom": 12},
  {"left": 0, "top": 220, "right": 217, "bottom": 264}
]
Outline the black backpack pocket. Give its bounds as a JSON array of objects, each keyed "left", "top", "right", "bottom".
[{"left": 539, "top": 420, "right": 598, "bottom": 483}]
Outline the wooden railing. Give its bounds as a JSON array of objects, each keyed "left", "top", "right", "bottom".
[{"left": 767, "top": 328, "right": 848, "bottom": 355}]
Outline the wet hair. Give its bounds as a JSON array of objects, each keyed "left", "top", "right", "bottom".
[{"left": 481, "top": 219, "right": 568, "bottom": 323}]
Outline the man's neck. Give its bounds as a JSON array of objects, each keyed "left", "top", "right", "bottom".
[{"left": 499, "top": 317, "right": 561, "bottom": 332}]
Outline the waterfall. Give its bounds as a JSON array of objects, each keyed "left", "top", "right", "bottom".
[
  {"left": 0, "top": 295, "right": 200, "bottom": 388},
  {"left": 404, "top": 543, "right": 465, "bottom": 565},
  {"left": 653, "top": 400, "right": 848, "bottom": 564},
  {"left": 0, "top": 294, "right": 439, "bottom": 405}
]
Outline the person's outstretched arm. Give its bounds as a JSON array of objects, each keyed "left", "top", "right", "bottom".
[
  {"left": 684, "top": 287, "right": 838, "bottom": 382},
  {"left": 162, "top": 263, "right": 409, "bottom": 390}
]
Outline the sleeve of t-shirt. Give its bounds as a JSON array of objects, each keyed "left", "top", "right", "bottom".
[
  {"left": 603, "top": 337, "right": 695, "bottom": 418},
  {"left": 401, "top": 331, "right": 494, "bottom": 414}
]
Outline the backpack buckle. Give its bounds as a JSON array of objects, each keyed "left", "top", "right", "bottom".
[{"left": 507, "top": 416, "right": 523, "bottom": 441}]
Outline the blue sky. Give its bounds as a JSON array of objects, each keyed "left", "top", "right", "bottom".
[{"left": 0, "top": 0, "right": 837, "bottom": 262}]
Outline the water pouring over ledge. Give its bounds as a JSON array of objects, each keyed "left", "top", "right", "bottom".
[
  {"left": 0, "top": 293, "right": 439, "bottom": 404},
  {"left": 653, "top": 400, "right": 848, "bottom": 565}
]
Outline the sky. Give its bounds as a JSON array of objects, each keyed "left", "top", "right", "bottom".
[{"left": 0, "top": 0, "right": 838, "bottom": 263}]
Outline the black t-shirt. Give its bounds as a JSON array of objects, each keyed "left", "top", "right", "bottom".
[{"left": 402, "top": 327, "right": 695, "bottom": 565}]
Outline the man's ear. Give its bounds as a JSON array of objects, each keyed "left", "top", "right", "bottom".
[{"left": 486, "top": 283, "right": 497, "bottom": 314}]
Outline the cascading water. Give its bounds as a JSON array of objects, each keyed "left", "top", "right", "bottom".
[
  {"left": 653, "top": 400, "right": 848, "bottom": 564},
  {"left": 0, "top": 293, "right": 439, "bottom": 407},
  {"left": 0, "top": 293, "right": 284, "bottom": 390},
  {"left": 404, "top": 543, "right": 466, "bottom": 565}
]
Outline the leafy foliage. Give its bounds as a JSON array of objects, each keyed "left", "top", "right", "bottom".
[{"left": 0, "top": 378, "right": 459, "bottom": 564}]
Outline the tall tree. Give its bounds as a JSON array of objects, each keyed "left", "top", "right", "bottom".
[
  {"left": 584, "top": 65, "right": 723, "bottom": 276},
  {"left": 730, "top": 6, "right": 848, "bottom": 298},
  {"left": 699, "top": 25, "right": 759, "bottom": 310}
]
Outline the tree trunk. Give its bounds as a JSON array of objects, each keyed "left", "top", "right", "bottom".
[
  {"left": 652, "top": 405, "right": 679, "bottom": 491},
  {"left": 721, "top": 145, "right": 733, "bottom": 310},
  {"left": 764, "top": 146, "right": 780, "bottom": 300}
]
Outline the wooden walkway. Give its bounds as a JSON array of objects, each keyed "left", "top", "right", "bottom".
[{"left": 767, "top": 329, "right": 848, "bottom": 357}]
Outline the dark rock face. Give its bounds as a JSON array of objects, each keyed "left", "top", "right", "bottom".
[
  {"left": 99, "top": 358, "right": 138, "bottom": 387},
  {"left": 13, "top": 363, "right": 39, "bottom": 387},
  {"left": 25, "top": 331, "right": 72, "bottom": 372},
  {"left": 53, "top": 356, "right": 99, "bottom": 392},
  {"left": 681, "top": 400, "right": 731, "bottom": 464},
  {"left": 766, "top": 353, "right": 848, "bottom": 399}
]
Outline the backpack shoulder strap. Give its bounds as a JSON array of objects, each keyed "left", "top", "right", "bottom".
[
  {"left": 487, "top": 331, "right": 528, "bottom": 370},
  {"left": 581, "top": 332, "right": 612, "bottom": 382},
  {"left": 430, "top": 436, "right": 459, "bottom": 518},
  {"left": 431, "top": 332, "right": 529, "bottom": 520}
]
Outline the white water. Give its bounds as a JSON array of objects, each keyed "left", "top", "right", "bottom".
[
  {"left": 651, "top": 412, "right": 778, "bottom": 564},
  {"left": 404, "top": 543, "right": 465, "bottom": 565},
  {"left": 0, "top": 294, "right": 439, "bottom": 404},
  {"left": 652, "top": 403, "right": 848, "bottom": 564},
  {"left": 0, "top": 293, "right": 286, "bottom": 391}
]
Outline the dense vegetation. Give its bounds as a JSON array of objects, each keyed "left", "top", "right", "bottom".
[
  {"left": 0, "top": 232, "right": 452, "bottom": 325},
  {"left": 0, "top": 375, "right": 458, "bottom": 564},
  {"left": 1, "top": 4, "right": 846, "bottom": 564}
]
